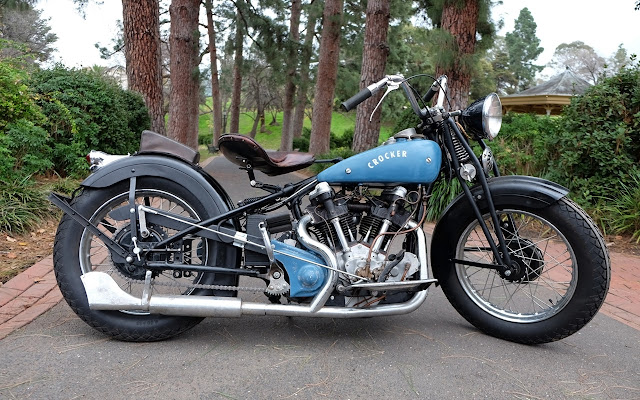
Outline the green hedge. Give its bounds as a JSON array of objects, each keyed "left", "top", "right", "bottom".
[{"left": 30, "top": 66, "right": 149, "bottom": 176}]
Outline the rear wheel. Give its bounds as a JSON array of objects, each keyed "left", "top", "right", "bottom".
[
  {"left": 436, "top": 198, "right": 610, "bottom": 344},
  {"left": 54, "top": 177, "right": 238, "bottom": 341}
]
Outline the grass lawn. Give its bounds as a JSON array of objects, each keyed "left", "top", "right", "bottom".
[{"left": 198, "top": 106, "right": 395, "bottom": 151}]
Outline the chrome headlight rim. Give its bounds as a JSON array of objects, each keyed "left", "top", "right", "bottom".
[
  {"left": 481, "top": 93, "right": 502, "bottom": 140},
  {"left": 460, "top": 93, "right": 502, "bottom": 141}
]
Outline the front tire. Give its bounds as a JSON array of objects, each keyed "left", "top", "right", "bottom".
[
  {"left": 434, "top": 198, "right": 610, "bottom": 344},
  {"left": 53, "top": 177, "right": 238, "bottom": 341}
]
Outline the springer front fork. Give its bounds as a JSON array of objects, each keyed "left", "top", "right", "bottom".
[{"left": 440, "top": 118, "right": 517, "bottom": 275}]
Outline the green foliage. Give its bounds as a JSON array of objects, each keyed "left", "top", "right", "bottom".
[
  {"left": 29, "top": 66, "right": 150, "bottom": 176},
  {"left": 426, "top": 176, "right": 463, "bottom": 221},
  {"left": 546, "top": 62, "right": 640, "bottom": 203},
  {"left": 601, "top": 169, "right": 640, "bottom": 242},
  {"left": 0, "top": 7, "right": 58, "bottom": 65},
  {"left": 331, "top": 127, "right": 354, "bottom": 149},
  {"left": 504, "top": 8, "right": 544, "bottom": 92},
  {"left": 291, "top": 127, "right": 353, "bottom": 153},
  {"left": 0, "top": 176, "right": 52, "bottom": 233},
  {"left": 0, "top": 61, "right": 149, "bottom": 232},
  {"left": 308, "top": 147, "right": 356, "bottom": 174},
  {"left": 292, "top": 127, "right": 311, "bottom": 151},
  {"left": 392, "top": 107, "right": 421, "bottom": 133},
  {"left": 490, "top": 113, "right": 556, "bottom": 176},
  {"left": 3, "top": 119, "right": 53, "bottom": 176},
  {"left": 0, "top": 59, "right": 42, "bottom": 130},
  {"left": 198, "top": 133, "right": 213, "bottom": 146}
]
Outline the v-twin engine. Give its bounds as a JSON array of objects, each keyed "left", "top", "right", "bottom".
[{"left": 306, "top": 182, "right": 421, "bottom": 291}]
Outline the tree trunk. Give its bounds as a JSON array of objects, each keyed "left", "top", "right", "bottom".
[
  {"left": 352, "top": 0, "right": 390, "bottom": 153},
  {"left": 204, "top": 0, "right": 223, "bottom": 146},
  {"left": 435, "top": 0, "right": 479, "bottom": 111},
  {"left": 249, "top": 83, "right": 261, "bottom": 139},
  {"left": 292, "top": 2, "right": 319, "bottom": 139},
  {"left": 122, "top": 0, "right": 165, "bottom": 135},
  {"left": 168, "top": 0, "right": 200, "bottom": 150},
  {"left": 309, "top": 0, "right": 343, "bottom": 155},
  {"left": 230, "top": 4, "right": 244, "bottom": 134},
  {"left": 279, "top": 0, "right": 302, "bottom": 151}
]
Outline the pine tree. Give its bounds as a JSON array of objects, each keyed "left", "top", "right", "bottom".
[
  {"left": 121, "top": 0, "right": 165, "bottom": 135},
  {"left": 205, "top": 0, "right": 223, "bottom": 146},
  {"left": 421, "top": 0, "right": 495, "bottom": 111},
  {"left": 434, "top": 0, "right": 480, "bottom": 111},
  {"left": 280, "top": 0, "right": 302, "bottom": 151},
  {"left": 309, "top": 0, "right": 344, "bottom": 155},
  {"left": 168, "top": 0, "right": 201, "bottom": 149},
  {"left": 351, "top": 0, "right": 391, "bottom": 153},
  {"left": 229, "top": 2, "right": 244, "bottom": 134},
  {"left": 504, "top": 7, "right": 543, "bottom": 92},
  {"left": 292, "top": 1, "right": 321, "bottom": 139}
]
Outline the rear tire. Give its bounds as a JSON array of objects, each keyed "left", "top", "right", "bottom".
[
  {"left": 53, "top": 177, "right": 238, "bottom": 341},
  {"left": 434, "top": 198, "right": 610, "bottom": 344}
]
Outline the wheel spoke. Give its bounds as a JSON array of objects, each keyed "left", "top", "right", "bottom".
[
  {"left": 79, "top": 188, "right": 212, "bottom": 307},
  {"left": 456, "top": 209, "right": 577, "bottom": 323}
]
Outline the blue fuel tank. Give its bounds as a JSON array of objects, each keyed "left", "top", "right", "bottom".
[{"left": 317, "top": 139, "right": 442, "bottom": 185}]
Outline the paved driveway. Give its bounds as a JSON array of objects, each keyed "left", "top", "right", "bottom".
[{"left": 0, "top": 155, "right": 638, "bottom": 399}]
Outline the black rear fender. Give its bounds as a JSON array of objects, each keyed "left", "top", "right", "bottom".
[{"left": 81, "top": 155, "right": 235, "bottom": 215}]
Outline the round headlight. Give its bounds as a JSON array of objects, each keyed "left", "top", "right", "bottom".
[
  {"left": 482, "top": 93, "right": 502, "bottom": 140},
  {"left": 460, "top": 93, "right": 502, "bottom": 140}
]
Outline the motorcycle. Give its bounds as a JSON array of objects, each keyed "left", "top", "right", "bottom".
[{"left": 49, "top": 74, "right": 610, "bottom": 344}]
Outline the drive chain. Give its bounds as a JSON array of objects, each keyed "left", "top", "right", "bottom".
[{"left": 113, "top": 266, "right": 267, "bottom": 293}]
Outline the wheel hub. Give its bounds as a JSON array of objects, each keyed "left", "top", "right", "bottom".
[
  {"left": 500, "top": 238, "right": 544, "bottom": 283},
  {"left": 111, "top": 224, "right": 168, "bottom": 280}
]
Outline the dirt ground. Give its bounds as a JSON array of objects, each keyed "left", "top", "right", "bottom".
[
  {"left": 0, "top": 219, "right": 58, "bottom": 283},
  {"left": 1, "top": 217, "right": 639, "bottom": 285}
]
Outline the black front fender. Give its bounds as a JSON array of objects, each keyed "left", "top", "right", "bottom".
[
  {"left": 430, "top": 175, "right": 569, "bottom": 282},
  {"left": 81, "top": 154, "right": 235, "bottom": 213}
]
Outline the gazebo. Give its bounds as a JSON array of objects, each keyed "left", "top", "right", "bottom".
[{"left": 500, "top": 69, "right": 591, "bottom": 116}]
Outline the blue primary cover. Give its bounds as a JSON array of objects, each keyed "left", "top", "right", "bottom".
[{"left": 317, "top": 139, "right": 442, "bottom": 184}]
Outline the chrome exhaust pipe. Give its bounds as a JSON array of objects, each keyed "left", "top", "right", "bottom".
[{"left": 81, "top": 217, "right": 431, "bottom": 318}]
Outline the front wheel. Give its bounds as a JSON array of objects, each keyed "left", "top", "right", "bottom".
[{"left": 435, "top": 198, "right": 610, "bottom": 344}]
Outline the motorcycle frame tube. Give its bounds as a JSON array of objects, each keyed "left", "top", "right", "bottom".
[
  {"left": 60, "top": 153, "right": 319, "bottom": 263},
  {"left": 81, "top": 219, "right": 430, "bottom": 317},
  {"left": 151, "top": 176, "right": 318, "bottom": 250}
]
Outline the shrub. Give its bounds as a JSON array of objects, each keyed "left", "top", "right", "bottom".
[
  {"left": 546, "top": 61, "right": 640, "bottom": 202},
  {"left": 426, "top": 176, "right": 463, "bottom": 221},
  {"left": 331, "top": 127, "right": 354, "bottom": 149},
  {"left": 292, "top": 127, "right": 311, "bottom": 151},
  {"left": 30, "top": 66, "right": 149, "bottom": 176},
  {"left": 0, "top": 176, "right": 52, "bottom": 233},
  {"left": 601, "top": 168, "right": 640, "bottom": 242},
  {"left": 490, "top": 113, "right": 556, "bottom": 177},
  {"left": 198, "top": 133, "right": 213, "bottom": 146},
  {"left": 309, "top": 147, "right": 356, "bottom": 174},
  {"left": 292, "top": 127, "right": 353, "bottom": 153},
  {"left": 3, "top": 119, "right": 53, "bottom": 176},
  {"left": 392, "top": 107, "right": 421, "bottom": 133},
  {"left": 0, "top": 60, "right": 42, "bottom": 131}
]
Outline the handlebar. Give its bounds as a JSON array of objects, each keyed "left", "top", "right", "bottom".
[
  {"left": 422, "top": 80, "right": 439, "bottom": 104},
  {"left": 341, "top": 74, "right": 449, "bottom": 119},
  {"left": 341, "top": 87, "right": 373, "bottom": 112},
  {"left": 340, "top": 77, "right": 389, "bottom": 111}
]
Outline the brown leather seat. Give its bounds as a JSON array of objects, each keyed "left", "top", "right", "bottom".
[{"left": 218, "top": 134, "right": 316, "bottom": 176}]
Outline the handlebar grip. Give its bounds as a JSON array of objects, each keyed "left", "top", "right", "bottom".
[
  {"left": 341, "top": 88, "right": 373, "bottom": 112},
  {"left": 422, "top": 78, "right": 441, "bottom": 104},
  {"left": 422, "top": 86, "right": 437, "bottom": 104}
]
